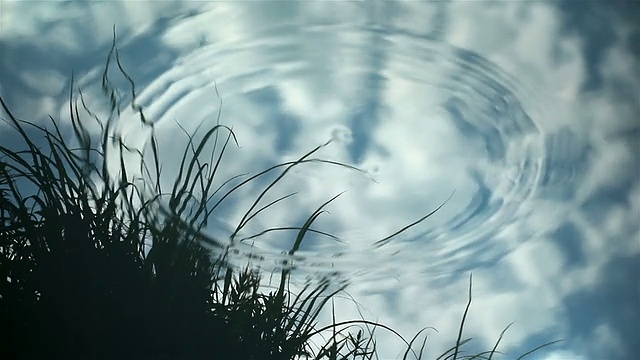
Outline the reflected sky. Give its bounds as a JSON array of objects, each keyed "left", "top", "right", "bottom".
[{"left": 1, "top": 1, "right": 638, "bottom": 359}]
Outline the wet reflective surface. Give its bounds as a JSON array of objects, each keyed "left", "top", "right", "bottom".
[{"left": 1, "top": 2, "right": 638, "bottom": 359}]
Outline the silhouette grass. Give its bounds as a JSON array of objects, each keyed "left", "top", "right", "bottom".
[{"left": 0, "top": 37, "right": 561, "bottom": 359}]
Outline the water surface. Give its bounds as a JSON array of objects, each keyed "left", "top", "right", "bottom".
[{"left": 1, "top": 2, "right": 638, "bottom": 359}]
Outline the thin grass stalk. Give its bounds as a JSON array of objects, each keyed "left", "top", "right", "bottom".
[{"left": 453, "top": 273, "right": 473, "bottom": 360}]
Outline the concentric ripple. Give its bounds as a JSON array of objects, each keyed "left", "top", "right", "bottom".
[{"left": 109, "top": 23, "right": 551, "bottom": 284}]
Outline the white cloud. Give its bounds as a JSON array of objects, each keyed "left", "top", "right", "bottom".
[{"left": 539, "top": 350, "right": 587, "bottom": 360}]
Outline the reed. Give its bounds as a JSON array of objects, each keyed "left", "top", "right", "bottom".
[{"left": 0, "top": 34, "right": 560, "bottom": 360}]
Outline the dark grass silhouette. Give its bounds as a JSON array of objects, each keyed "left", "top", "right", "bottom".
[{"left": 0, "top": 34, "right": 561, "bottom": 360}]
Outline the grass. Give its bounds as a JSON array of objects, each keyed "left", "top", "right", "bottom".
[{"left": 0, "top": 34, "right": 562, "bottom": 359}]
